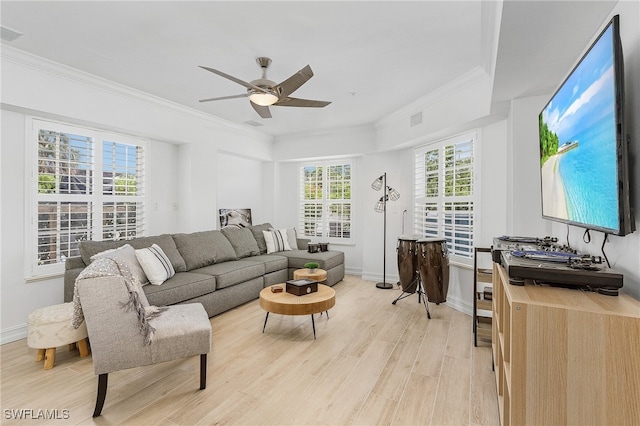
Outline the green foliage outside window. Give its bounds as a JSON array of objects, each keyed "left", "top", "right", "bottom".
[
  {"left": 425, "top": 150, "right": 439, "bottom": 197},
  {"left": 38, "top": 174, "right": 56, "bottom": 193},
  {"left": 443, "top": 144, "right": 473, "bottom": 198},
  {"left": 304, "top": 166, "right": 323, "bottom": 200},
  {"left": 114, "top": 174, "right": 137, "bottom": 195}
]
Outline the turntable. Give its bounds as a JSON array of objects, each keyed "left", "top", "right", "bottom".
[{"left": 492, "top": 236, "right": 623, "bottom": 295}]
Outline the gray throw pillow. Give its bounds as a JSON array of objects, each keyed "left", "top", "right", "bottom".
[
  {"left": 221, "top": 227, "right": 260, "bottom": 258},
  {"left": 172, "top": 231, "right": 217, "bottom": 270},
  {"left": 248, "top": 223, "right": 273, "bottom": 254}
]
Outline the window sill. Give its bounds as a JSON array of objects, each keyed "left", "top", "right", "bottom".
[
  {"left": 449, "top": 260, "right": 474, "bottom": 270},
  {"left": 25, "top": 272, "right": 64, "bottom": 283}
]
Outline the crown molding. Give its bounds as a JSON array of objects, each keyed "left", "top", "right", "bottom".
[{"left": 0, "top": 44, "right": 272, "bottom": 141}]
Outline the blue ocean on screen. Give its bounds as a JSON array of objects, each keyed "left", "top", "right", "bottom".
[{"left": 558, "top": 115, "right": 618, "bottom": 230}]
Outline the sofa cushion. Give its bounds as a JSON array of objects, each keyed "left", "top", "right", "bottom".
[
  {"left": 209, "top": 230, "right": 238, "bottom": 263},
  {"left": 248, "top": 223, "right": 273, "bottom": 255},
  {"left": 172, "top": 231, "right": 217, "bottom": 270},
  {"left": 193, "top": 260, "right": 265, "bottom": 290},
  {"left": 242, "top": 254, "right": 288, "bottom": 274},
  {"left": 79, "top": 234, "right": 187, "bottom": 272},
  {"left": 172, "top": 230, "right": 237, "bottom": 270},
  {"left": 279, "top": 250, "right": 345, "bottom": 271},
  {"left": 221, "top": 227, "right": 260, "bottom": 259},
  {"left": 143, "top": 272, "right": 216, "bottom": 306}
]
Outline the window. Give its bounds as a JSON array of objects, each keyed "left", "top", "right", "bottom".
[
  {"left": 299, "top": 160, "right": 353, "bottom": 243},
  {"left": 414, "top": 132, "right": 476, "bottom": 261},
  {"left": 28, "top": 119, "right": 146, "bottom": 278}
]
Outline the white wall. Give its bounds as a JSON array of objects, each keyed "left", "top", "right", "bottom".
[
  {"left": 216, "top": 152, "right": 269, "bottom": 226},
  {"left": 479, "top": 120, "right": 509, "bottom": 246}
]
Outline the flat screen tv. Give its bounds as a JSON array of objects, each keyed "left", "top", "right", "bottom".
[{"left": 539, "top": 15, "right": 635, "bottom": 236}]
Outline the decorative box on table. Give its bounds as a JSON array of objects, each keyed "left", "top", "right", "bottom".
[{"left": 286, "top": 279, "right": 318, "bottom": 296}]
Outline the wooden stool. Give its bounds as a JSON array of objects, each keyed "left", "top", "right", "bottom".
[{"left": 27, "top": 302, "right": 90, "bottom": 369}]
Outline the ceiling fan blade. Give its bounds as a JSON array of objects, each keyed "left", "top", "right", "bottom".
[
  {"left": 250, "top": 101, "right": 272, "bottom": 118},
  {"left": 199, "top": 65, "right": 266, "bottom": 93},
  {"left": 274, "top": 97, "right": 331, "bottom": 108},
  {"left": 199, "top": 94, "right": 248, "bottom": 103},
  {"left": 276, "top": 65, "right": 314, "bottom": 99}
]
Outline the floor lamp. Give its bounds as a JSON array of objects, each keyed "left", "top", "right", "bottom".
[{"left": 372, "top": 173, "right": 400, "bottom": 289}]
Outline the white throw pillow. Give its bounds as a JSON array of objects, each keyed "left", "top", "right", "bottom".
[
  {"left": 286, "top": 228, "right": 298, "bottom": 250},
  {"left": 135, "top": 244, "right": 176, "bottom": 285},
  {"left": 263, "top": 229, "right": 292, "bottom": 254},
  {"left": 91, "top": 244, "right": 149, "bottom": 285}
]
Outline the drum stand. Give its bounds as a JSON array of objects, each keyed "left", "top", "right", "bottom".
[{"left": 392, "top": 277, "right": 431, "bottom": 319}]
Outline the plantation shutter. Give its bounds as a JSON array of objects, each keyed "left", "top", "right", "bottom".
[
  {"left": 31, "top": 119, "right": 146, "bottom": 278},
  {"left": 414, "top": 133, "right": 475, "bottom": 260},
  {"left": 299, "top": 160, "right": 353, "bottom": 243}
]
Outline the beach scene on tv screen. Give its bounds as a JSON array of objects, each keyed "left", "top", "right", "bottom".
[{"left": 539, "top": 24, "right": 619, "bottom": 231}]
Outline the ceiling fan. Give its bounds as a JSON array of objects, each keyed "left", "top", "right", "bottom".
[{"left": 198, "top": 57, "right": 331, "bottom": 119}]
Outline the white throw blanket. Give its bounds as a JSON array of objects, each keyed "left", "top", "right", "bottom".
[{"left": 72, "top": 257, "right": 164, "bottom": 345}]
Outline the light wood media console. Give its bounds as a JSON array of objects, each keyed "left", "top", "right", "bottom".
[{"left": 492, "top": 263, "right": 640, "bottom": 425}]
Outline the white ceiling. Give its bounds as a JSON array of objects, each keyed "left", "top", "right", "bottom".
[{"left": 1, "top": 1, "right": 618, "bottom": 137}]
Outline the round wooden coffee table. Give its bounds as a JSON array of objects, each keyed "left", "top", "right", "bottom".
[
  {"left": 259, "top": 284, "right": 335, "bottom": 339},
  {"left": 293, "top": 268, "right": 327, "bottom": 282}
]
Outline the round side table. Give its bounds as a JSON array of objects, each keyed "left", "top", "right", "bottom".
[{"left": 293, "top": 268, "right": 327, "bottom": 283}]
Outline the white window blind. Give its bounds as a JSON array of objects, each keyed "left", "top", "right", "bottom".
[
  {"left": 299, "top": 160, "right": 353, "bottom": 243},
  {"left": 414, "top": 133, "right": 476, "bottom": 260},
  {"left": 29, "top": 119, "right": 146, "bottom": 277}
]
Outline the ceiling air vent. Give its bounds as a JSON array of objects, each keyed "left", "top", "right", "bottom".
[{"left": 410, "top": 112, "right": 423, "bottom": 127}]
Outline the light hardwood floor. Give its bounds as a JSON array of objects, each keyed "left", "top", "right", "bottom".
[{"left": 1, "top": 275, "right": 499, "bottom": 425}]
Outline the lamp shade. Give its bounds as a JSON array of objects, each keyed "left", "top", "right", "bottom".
[
  {"left": 388, "top": 187, "right": 400, "bottom": 201},
  {"left": 371, "top": 175, "right": 384, "bottom": 190},
  {"left": 374, "top": 196, "right": 385, "bottom": 213},
  {"left": 249, "top": 90, "right": 278, "bottom": 106}
]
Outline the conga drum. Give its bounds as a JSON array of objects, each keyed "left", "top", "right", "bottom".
[
  {"left": 416, "top": 238, "right": 449, "bottom": 303},
  {"left": 397, "top": 236, "right": 419, "bottom": 293}
]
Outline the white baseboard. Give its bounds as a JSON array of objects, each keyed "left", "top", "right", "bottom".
[
  {"left": 356, "top": 271, "right": 472, "bottom": 317},
  {"left": 344, "top": 267, "right": 363, "bottom": 276},
  {"left": 443, "top": 294, "right": 472, "bottom": 316},
  {"left": 360, "top": 270, "right": 400, "bottom": 285},
  {"left": 1, "top": 323, "right": 27, "bottom": 345}
]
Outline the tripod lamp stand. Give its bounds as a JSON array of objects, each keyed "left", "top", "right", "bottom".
[{"left": 372, "top": 173, "right": 400, "bottom": 289}]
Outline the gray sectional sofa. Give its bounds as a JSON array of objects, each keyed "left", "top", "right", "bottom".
[{"left": 63, "top": 223, "right": 345, "bottom": 317}]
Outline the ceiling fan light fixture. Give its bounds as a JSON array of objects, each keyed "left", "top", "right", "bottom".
[{"left": 249, "top": 89, "right": 278, "bottom": 106}]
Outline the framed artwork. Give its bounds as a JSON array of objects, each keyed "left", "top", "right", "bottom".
[{"left": 219, "top": 208, "right": 252, "bottom": 229}]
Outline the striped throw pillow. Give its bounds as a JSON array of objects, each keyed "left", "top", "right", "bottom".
[
  {"left": 135, "top": 244, "right": 176, "bottom": 285},
  {"left": 262, "top": 229, "right": 292, "bottom": 254}
]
